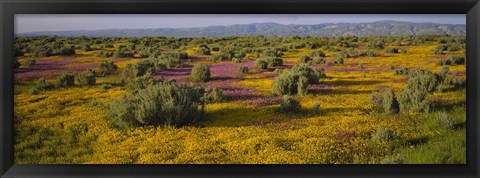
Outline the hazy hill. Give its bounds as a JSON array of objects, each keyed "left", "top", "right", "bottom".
[{"left": 17, "top": 20, "right": 466, "bottom": 37}]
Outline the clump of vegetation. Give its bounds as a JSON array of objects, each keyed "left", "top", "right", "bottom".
[
  {"left": 398, "top": 69, "right": 438, "bottom": 113},
  {"left": 387, "top": 63, "right": 394, "bottom": 70},
  {"left": 255, "top": 58, "right": 268, "bottom": 69},
  {"left": 298, "top": 55, "right": 312, "bottom": 63},
  {"left": 56, "top": 73, "right": 75, "bottom": 88},
  {"left": 99, "top": 61, "right": 118, "bottom": 76},
  {"left": 203, "top": 87, "right": 224, "bottom": 103},
  {"left": 380, "top": 154, "right": 405, "bottom": 164},
  {"left": 238, "top": 66, "right": 249, "bottom": 74},
  {"left": 372, "top": 127, "right": 398, "bottom": 142},
  {"left": 437, "top": 55, "right": 465, "bottom": 66},
  {"left": 101, "top": 83, "right": 112, "bottom": 90},
  {"left": 435, "top": 111, "right": 454, "bottom": 130},
  {"left": 367, "top": 40, "right": 385, "bottom": 49},
  {"left": 196, "top": 46, "right": 211, "bottom": 55},
  {"left": 312, "top": 57, "right": 327, "bottom": 64},
  {"left": 384, "top": 47, "right": 399, "bottom": 54},
  {"left": 114, "top": 46, "right": 134, "bottom": 58},
  {"left": 308, "top": 50, "right": 326, "bottom": 58},
  {"left": 266, "top": 57, "right": 283, "bottom": 67},
  {"left": 333, "top": 56, "right": 344, "bottom": 65},
  {"left": 190, "top": 63, "right": 211, "bottom": 82},
  {"left": 395, "top": 67, "right": 410, "bottom": 75},
  {"left": 277, "top": 95, "right": 302, "bottom": 114},
  {"left": 382, "top": 88, "right": 400, "bottom": 114},
  {"left": 30, "top": 78, "right": 54, "bottom": 94},
  {"left": 106, "top": 81, "right": 205, "bottom": 129},
  {"left": 23, "top": 58, "right": 36, "bottom": 67},
  {"left": 76, "top": 73, "right": 96, "bottom": 86},
  {"left": 312, "top": 103, "right": 320, "bottom": 114},
  {"left": 272, "top": 65, "right": 325, "bottom": 96},
  {"left": 97, "top": 51, "right": 113, "bottom": 57}
]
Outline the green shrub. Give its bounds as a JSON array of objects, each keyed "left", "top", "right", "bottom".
[
  {"left": 395, "top": 67, "right": 410, "bottom": 75},
  {"left": 370, "top": 90, "right": 383, "bottom": 106},
  {"left": 105, "top": 81, "right": 205, "bottom": 129},
  {"left": 101, "top": 83, "right": 112, "bottom": 90},
  {"left": 308, "top": 50, "right": 326, "bottom": 57},
  {"left": 384, "top": 47, "right": 399, "bottom": 54},
  {"left": 255, "top": 59, "right": 268, "bottom": 69},
  {"left": 114, "top": 47, "right": 134, "bottom": 58},
  {"left": 99, "top": 61, "right": 118, "bottom": 76},
  {"left": 30, "top": 78, "right": 54, "bottom": 94},
  {"left": 23, "top": 58, "right": 36, "bottom": 67},
  {"left": 312, "top": 57, "right": 327, "bottom": 64},
  {"left": 232, "top": 58, "right": 242, "bottom": 63},
  {"left": 334, "top": 56, "right": 344, "bottom": 65},
  {"left": 435, "top": 111, "right": 454, "bottom": 130},
  {"left": 266, "top": 57, "right": 283, "bottom": 67},
  {"left": 96, "top": 51, "right": 113, "bottom": 57},
  {"left": 271, "top": 65, "right": 325, "bottom": 96},
  {"left": 277, "top": 95, "right": 302, "bottom": 114},
  {"left": 398, "top": 70, "right": 437, "bottom": 113},
  {"left": 367, "top": 40, "right": 385, "bottom": 49},
  {"left": 204, "top": 88, "right": 224, "bottom": 103},
  {"left": 82, "top": 44, "right": 92, "bottom": 52},
  {"left": 56, "top": 73, "right": 75, "bottom": 88},
  {"left": 76, "top": 73, "right": 96, "bottom": 86},
  {"left": 382, "top": 88, "right": 400, "bottom": 114},
  {"left": 372, "top": 127, "right": 398, "bottom": 142},
  {"left": 239, "top": 66, "right": 249, "bottom": 74},
  {"left": 298, "top": 55, "right": 312, "bottom": 63},
  {"left": 196, "top": 47, "right": 211, "bottom": 55},
  {"left": 190, "top": 63, "right": 210, "bottom": 82}
]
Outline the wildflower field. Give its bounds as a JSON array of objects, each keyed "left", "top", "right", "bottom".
[{"left": 14, "top": 35, "right": 466, "bottom": 164}]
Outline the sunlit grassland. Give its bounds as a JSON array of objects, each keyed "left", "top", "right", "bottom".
[{"left": 13, "top": 39, "right": 466, "bottom": 164}]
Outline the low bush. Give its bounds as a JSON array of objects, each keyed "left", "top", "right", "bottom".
[
  {"left": 266, "top": 57, "right": 283, "bottom": 67},
  {"left": 56, "top": 73, "right": 75, "bottom": 88},
  {"left": 372, "top": 127, "right": 398, "bottom": 142},
  {"left": 384, "top": 47, "right": 399, "bottom": 54},
  {"left": 23, "top": 58, "right": 36, "bottom": 67},
  {"left": 99, "top": 61, "right": 118, "bottom": 76},
  {"left": 239, "top": 66, "right": 249, "bottom": 74},
  {"left": 203, "top": 88, "right": 224, "bottom": 103},
  {"left": 312, "top": 57, "right": 327, "bottom": 64},
  {"left": 255, "top": 59, "right": 268, "bottom": 69},
  {"left": 30, "top": 78, "right": 54, "bottom": 94},
  {"left": 272, "top": 65, "right": 325, "bottom": 96},
  {"left": 382, "top": 88, "right": 400, "bottom": 114},
  {"left": 190, "top": 63, "right": 210, "bottom": 82},
  {"left": 435, "top": 111, "right": 454, "bottom": 130},
  {"left": 308, "top": 50, "right": 326, "bottom": 58},
  {"left": 105, "top": 81, "right": 205, "bottom": 129},
  {"left": 76, "top": 73, "right": 96, "bottom": 86},
  {"left": 277, "top": 95, "right": 302, "bottom": 114},
  {"left": 298, "top": 55, "right": 312, "bottom": 63}
]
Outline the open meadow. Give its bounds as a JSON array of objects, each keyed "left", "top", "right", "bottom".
[{"left": 13, "top": 34, "right": 466, "bottom": 164}]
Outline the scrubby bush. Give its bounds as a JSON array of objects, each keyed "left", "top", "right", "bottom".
[
  {"left": 76, "top": 73, "right": 96, "bottom": 86},
  {"left": 384, "top": 47, "right": 399, "bottom": 54},
  {"left": 101, "top": 83, "right": 112, "bottom": 90},
  {"left": 99, "top": 61, "right": 118, "bottom": 76},
  {"left": 370, "top": 90, "right": 383, "bottom": 106},
  {"left": 196, "top": 47, "right": 211, "bottom": 55},
  {"left": 334, "top": 56, "right": 344, "bottom": 65},
  {"left": 312, "top": 57, "right": 327, "bottom": 64},
  {"left": 30, "top": 78, "right": 54, "bottom": 94},
  {"left": 255, "top": 59, "right": 268, "bottom": 69},
  {"left": 435, "top": 111, "right": 454, "bottom": 130},
  {"left": 239, "top": 66, "right": 249, "bottom": 74},
  {"left": 372, "top": 127, "right": 398, "bottom": 142},
  {"left": 96, "top": 51, "right": 114, "bottom": 57},
  {"left": 277, "top": 95, "right": 302, "bottom": 114},
  {"left": 387, "top": 63, "right": 394, "bottom": 70},
  {"left": 395, "top": 67, "right": 410, "bottom": 75},
  {"left": 298, "top": 55, "right": 312, "bottom": 63},
  {"left": 190, "top": 63, "right": 210, "bottom": 82},
  {"left": 367, "top": 40, "right": 385, "bottom": 49},
  {"left": 23, "top": 58, "right": 36, "bottom": 67},
  {"left": 203, "top": 88, "right": 224, "bottom": 103},
  {"left": 232, "top": 58, "right": 242, "bottom": 63},
  {"left": 382, "top": 88, "right": 400, "bottom": 114},
  {"left": 82, "top": 44, "right": 92, "bottom": 52},
  {"left": 308, "top": 50, "right": 326, "bottom": 58},
  {"left": 114, "top": 47, "right": 134, "bottom": 58},
  {"left": 56, "top": 46, "right": 76, "bottom": 56},
  {"left": 437, "top": 56, "right": 464, "bottom": 66},
  {"left": 266, "top": 57, "right": 283, "bottom": 67},
  {"left": 398, "top": 70, "right": 437, "bottom": 113},
  {"left": 105, "top": 81, "right": 205, "bottom": 129},
  {"left": 271, "top": 65, "right": 325, "bottom": 96},
  {"left": 56, "top": 73, "right": 75, "bottom": 88}
]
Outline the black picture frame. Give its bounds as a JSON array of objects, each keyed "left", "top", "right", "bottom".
[{"left": 1, "top": 0, "right": 479, "bottom": 177}]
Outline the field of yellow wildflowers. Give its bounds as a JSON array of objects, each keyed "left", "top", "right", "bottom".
[{"left": 13, "top": 35, "right": 466, "bottom": 164}]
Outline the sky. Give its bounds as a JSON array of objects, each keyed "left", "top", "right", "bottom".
[{"left": 15, "top": 14, "right": 466, "bottom": 33}]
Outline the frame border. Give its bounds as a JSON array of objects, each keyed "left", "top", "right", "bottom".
[{"left": 1, "top": 0, "right": 479, "bottom": 177}]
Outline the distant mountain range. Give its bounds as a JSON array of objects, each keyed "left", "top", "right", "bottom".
[{"left": 17, "top": 20, "right": 466, "bottom": 37}]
